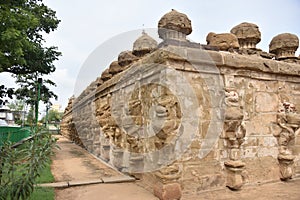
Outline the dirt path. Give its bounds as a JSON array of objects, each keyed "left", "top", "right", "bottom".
[
  {"left": 51, "top": 135, "right": 158, "bottom": 200},
  {"left": 55, "top": 183, "right": 158, "bottom": 200},
  {"left": 51, "top": 135, "right": 118, "bottom": 181}
]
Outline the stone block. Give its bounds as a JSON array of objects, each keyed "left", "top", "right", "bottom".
[
  {"left": 223, "top": 53, "right": 269, "bottom": 72},
  {"left": 243, "top": 157, "right": 279, "bottom": 183},
  {"left": 206, "top": 50, "right": 224, "bottom": 66},
  {"left": 242, "top": 147, "right": 258, "bottom": 158},
  {"left": 38, "top": 182, "right": 69, "bottom": 188},
  {"left": 182, "top": 160, "right": 221, "bottom": 180},
  {"left": 255, "top": 92, "right": 278, "bottom": 112},
  {"left": 278, "top": 159, "right": 294, "bottom": 180},
  {"left": 262, "top": 136, "right": 278, "bottom": 147},
  {"left": 225, "top": 168, "right": 244, "bottom": 190},
  {"left": 220, "top": 150, "right": 228, "bottom": 160},
  {"left": 243, "top": 136, "right": 259, "bottom": 147},
  {"left": 245, "top": 114, "right": 277, "bottom": 135},
  {"left": 153, "top": 182, "right": 182, "bottom": 200},
  {"left": 249, "top": 80, "right": 279, "bottom": 92},
  {"left": 257, "top": 147, "right": 278, "bottom": 158}
]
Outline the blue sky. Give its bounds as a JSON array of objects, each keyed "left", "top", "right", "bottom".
[{"left": 1, "top": 0, "right": 300, "bottom": 109}]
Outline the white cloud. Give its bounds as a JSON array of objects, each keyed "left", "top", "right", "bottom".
[{"left": 0, "top": 72, "right": 16, "bottom": 89}]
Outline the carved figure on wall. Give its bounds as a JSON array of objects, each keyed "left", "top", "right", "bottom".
[
  {"left": 223, "top": 88, "right": 246, "bottom": 190},
  {"left": 276, "top": 101, "right": 300, "bottom": 180}
]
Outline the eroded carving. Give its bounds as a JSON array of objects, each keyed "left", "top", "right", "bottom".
[
  {"left": 223, "top": 88, "right": 246, "bottom": 190},
  {"left": 158, "top": 9, "right": 192, "bottom": 41},
  {"left": 276, "top": 101, "right": 300, "bottom": 180},
  {"left": 269, "top": 33, "right": 299, "bottom": 60},
  {"left": 206, "top": 32, "right": 239, "bottom": 51},
  {"left": 230, "top": 22, "right": 261, "bottom": 49}
]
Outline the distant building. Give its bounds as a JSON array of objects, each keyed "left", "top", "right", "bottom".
[{"left": 0, "top": 105, "right": 14, "bottom": 125}]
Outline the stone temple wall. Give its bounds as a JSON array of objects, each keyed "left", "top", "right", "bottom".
[{"left": 61, "top": 10, "right": 300, "bottom": 200}]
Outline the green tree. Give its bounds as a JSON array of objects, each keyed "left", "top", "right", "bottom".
[
  {"left": 7, "top": 100, "right": 26, "bottom": 125},
  {"left": 14, "top": 72, "right": 58, "bottom": 106},
  {"left": 0, "top": 0, "right": 61, "bottom": 105},
  {"left": 7, "top": 100, "right": 25, "bottom": 111},
  {"left": 25, "top": 106, "right": 35, "bottom": 126},
  {"left": 47, "top": 109, "right": 63, "bottom": 123},
  {"left": 41, "top": 109, "right": 62, "bottom": 126}
]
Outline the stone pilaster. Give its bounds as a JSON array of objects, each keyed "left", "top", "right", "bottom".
[
  {"left": 275, "top": 102, "right": 300, "bottom": 180},
  {"left": 223, "top": 88, "right": 246, "bottom": 190}
]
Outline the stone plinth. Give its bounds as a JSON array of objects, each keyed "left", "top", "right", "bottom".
[
  {"left": 224, "top": 160, "right": 245, "bottom": 190},
  {"left": 278, "top": 154, "right": 295, "bottom": 181},
  {"left": 153, "top": 182, "right": 182, "bottom": 200}
]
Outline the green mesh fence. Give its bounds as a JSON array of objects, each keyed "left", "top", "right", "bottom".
[{"left": 0, "top": 127, "right": 32, "bottom": 146}]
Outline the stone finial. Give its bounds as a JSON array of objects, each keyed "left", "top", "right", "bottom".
[
  {"left": 230, "top": 22, "right": 261, "bottom": 49},
  {"left": 96, "top": 77, "right": 103, "bottom": 86},
  {"left": 108, "top": 61, "right": 123, "bottom": 75},
  {"left": 269, "top": 33, "right": 299, "bottom": 59},
  {"left": 117, "top": 51, "right": 139, "bottom": 67},
  {"left": 88, "top": 81, "right": 97, "bottom": 91},
  {"left": 158, "top": 9, "right": 192, "bottom": 41},
  {"left": 100, "top": 68, "right": 112, "bottom": 81},
  {"left": 133, "top": 31, "right": 157, "bottom": 57},
  {"left": 206, "top": 32, "right": 239, "bottom": 51}
]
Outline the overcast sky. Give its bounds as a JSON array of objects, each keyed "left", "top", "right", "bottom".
[{"left": 1, "top": 0, "right": 300, "bottom": 109}]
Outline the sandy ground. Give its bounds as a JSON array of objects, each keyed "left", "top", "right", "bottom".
[
  {"left": 51, "top": 135, "right": 300, "bottom": 200},
  {"left": 55, "top": 183, "right": 158, "bottom": 200},
  {"left": 184, "top": 179, "right": 300, "bottom": 200},
  {"left": 51, "top": 135, "right": 158, "bottom": 200}
]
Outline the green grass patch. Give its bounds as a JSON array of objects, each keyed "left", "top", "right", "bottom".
[
  {"left": 28, "top": 160, "right": 55, "bottom": 199},
  {"left": 35, "top": 161, "right": 55, "bottom": 184},
  {"left": 30, "top": 159, "right": 55, "bottom": 199},
  {"left": 29, "top": 187, "right": 54, "bottom": 200}
]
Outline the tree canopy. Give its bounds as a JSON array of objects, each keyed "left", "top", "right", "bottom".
[
  {"left": 14, "top": 72, "right": 57, "bottom": 105},
  {"left": 0, "top": 0, "right": 61, "bottom": 105},
  {"left": 41, "top": 108, "right": 62, "bottom": 124}
]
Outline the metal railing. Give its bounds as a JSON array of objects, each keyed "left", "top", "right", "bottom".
[{"left": 0, "top": 126, "right": 32, "bottom": 146}]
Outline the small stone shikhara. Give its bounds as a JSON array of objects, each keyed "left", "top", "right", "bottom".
[{"left": 61, "top": 9, "right": 300, "bottom": 200}]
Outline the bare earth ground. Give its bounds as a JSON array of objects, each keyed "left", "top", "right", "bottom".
[
  {"left": 51, "top": 135, "right": 158, "bottom": 200},
  {"left": 51, "top": 135, "right": 300, "bottom": 200},
  {"left": 51, "top": 135, "right": 118, "bottom": 181},
  {"left": 184, "top": 179, "right": 300, "bottom": 200}
]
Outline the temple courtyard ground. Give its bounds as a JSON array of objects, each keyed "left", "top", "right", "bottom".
[{"left": 50, "top": 135, "right": 300, "bottom": 200}]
